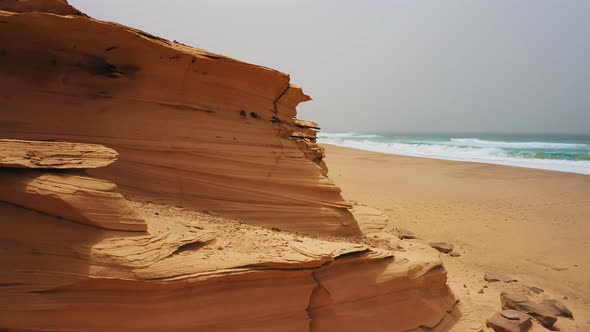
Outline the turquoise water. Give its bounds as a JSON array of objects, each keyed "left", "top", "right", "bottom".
[{"left": 318, "top": 132, "right": 590, "bottom": 175}]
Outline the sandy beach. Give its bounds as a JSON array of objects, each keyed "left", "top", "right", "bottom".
[
  {"left": 3, "top": 2, "right": 588, "bottom": 331},
  {"left": 323, "top": 144, "right": 590, "bottom": 331}
]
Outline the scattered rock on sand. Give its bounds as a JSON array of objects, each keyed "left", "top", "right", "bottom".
[
  {"left": 501, "top": 292, "right": 557, "bottom": 328},
  {"left": 397, "top": 228, "right": 416, "bottom": 239},
  {"left": 429, "top": 242, "right": 454, "bottom": 253},
  {"left": 449, "top": 251, "right": 461, "bottom": 257},
  {"left": 484, "top": 272, "right": 517, "bottom": 283},
  {"left": 551, "top": 266, "right": 569, "bottom": 271},
  {"left": 486, "top": 309, "right": 532, "bottom": 332},
  {"left": 542, "top": 299, "right": 574, "bottom": 319}
]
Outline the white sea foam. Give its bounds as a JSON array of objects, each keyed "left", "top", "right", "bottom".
[
  {"left": 449, "top": 138, "right": 588, "bottom": 149},
  {"left": 317, "top": 132, "right": 383, "bottom": 139},
  {"left": 319, "top": 138, "right": 590, "bottom": 175}
]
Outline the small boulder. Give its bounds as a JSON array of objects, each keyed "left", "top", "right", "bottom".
[
  {"left": 484, "top": 272, "right": 517, "bottom": 283},
  {"left": 429, "top": 242, "right": 454, "bottom": 253},
  {"left": 501, "top": 292, "right": 557, "bottom": 328},
  {"left": 542, "top": 299, "right": 573, "bottom": 319},
  {"left": 449, "top": 251, "right": 461, "bottom": 257},
  {"left": 486, "top": 310, "right": 532, "bottom": 332}
]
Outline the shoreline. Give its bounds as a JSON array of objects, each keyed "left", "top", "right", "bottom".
[
  {"left": 322, "top": 144, "right": 590, "bottom": 331},
  {"left": 320, "top": 142, "right": 590, "bottom": 176}
]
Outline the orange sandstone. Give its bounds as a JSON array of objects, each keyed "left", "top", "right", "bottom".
[{"left": 0, "top": 2, "right": 457, "bottom": 331}]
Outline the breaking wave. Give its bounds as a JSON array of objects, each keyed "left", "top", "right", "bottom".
[
  {"left": 318, "top": 133, "right": 590, "bottom": 175},
  {"left": 449, "top": 138, "right": 587, "bottom": 149}
]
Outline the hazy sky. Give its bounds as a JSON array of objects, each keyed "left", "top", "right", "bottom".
[{"left": 70, "top": 1, "right": 589, "bottom": 134}]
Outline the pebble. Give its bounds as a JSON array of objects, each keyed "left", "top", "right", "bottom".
[{"left": 484, "top": 272, "right": 517, "bottom": 283}]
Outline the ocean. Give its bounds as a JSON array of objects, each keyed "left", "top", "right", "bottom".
[{"left": 317, "top": 132, "right": 590, "bottom": 175}]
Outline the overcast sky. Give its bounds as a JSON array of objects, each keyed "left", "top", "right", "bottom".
[{"left": 70, "top": 1, "right": 589, "bottom": 134}]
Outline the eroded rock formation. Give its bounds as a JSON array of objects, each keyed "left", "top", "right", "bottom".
[
  {"left": 0, "top": 139, "right": 118, "bottom": 168},
  {"left": 0, "top": 200, "right": 456, "bottom": 331},
  {"left": 0, "top": 2, "right": 354, "bottom": 235},
  {"left": 0, "top": 2, "right": 457, "bottom": 331},
  {"left": 0, "top": 139, "right": 145, "bottom": 231}
]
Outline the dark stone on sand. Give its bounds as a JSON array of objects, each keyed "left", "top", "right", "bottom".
[
  {"left": 428, "top": 242, "right": 453, "bottom": 253},
  {"left": 501, "top": 292, "right": 557, "bottom": 328},
  {"left": 486, "top": 310, "right": 532, "bottom": 332},
  {"left": 542, "top": 299, "right": 574, "bottom": 319},
  {"left": 449, "top": 251, "right": 461, "bottom": 257},
  {"left": 484, "top": 272, "right": 517, "bottom": 283}
]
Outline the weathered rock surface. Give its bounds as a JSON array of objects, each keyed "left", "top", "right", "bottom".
[
  {"left": 429, "top": 242, "right": 454, "bottom": 254},
  {"left": 501, "top": 309, "right": 523, "bottom": 320},
  {"left": 0, "top": 169, "right": 146, "bottom": 231},
  {"left": 0, "top": 139, "right": 118, "bottom": 169},
  {"left": 484, "top": 272, "right": 518, "bottom": 283},
  {"left": 0, "top": 1, "right": 458, "bottom": 331},
  {"left": 0, "top": 200, "right": 458, "bottom": 331},
  {"left": 294, "top": 119, "right": 321, "bottom": 130},
  {"left": 292, "top": 119, "right": 321, "bottom": 138},
  {"left": 486, "top": 310, "right": 532, "bottom": 332},
  {"left": 351, "top": 205, "right": 389, "bottom": 235},
  {"left": 501, "top": 292, "right": 557, "bottom": 327},
  {"left": 542, "top": 299, "right": 574, "bottom": 319},
  {"left": 0, "top": 1, "right": 357, "bottom": 236}
]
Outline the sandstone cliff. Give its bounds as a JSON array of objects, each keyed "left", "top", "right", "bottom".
[
  {"left": 0, "top": 2, "right": 457, "bottom": 331},
  {"left": 0, "top": 2, "right": 355, "bottom": 235}
]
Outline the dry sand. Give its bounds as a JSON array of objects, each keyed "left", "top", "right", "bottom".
[{"left": 323, "top": 144, "right": 590, "bottom": 331}]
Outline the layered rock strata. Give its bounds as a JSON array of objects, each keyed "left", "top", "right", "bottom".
[
  {"left": 0, "top": 139, "right": 145, "bottom": 231},
  {"left": 0, "top": 200, "right": 457, "bottom": 332},
  {"left": 0, "top": 3, "right": 355, "bottom": 235},
  {"left": 0, "top": 2, "right": 458, "bottom": 331},
  {"left": 0, "top": 139, "right": 118, "bottom": 169}
]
